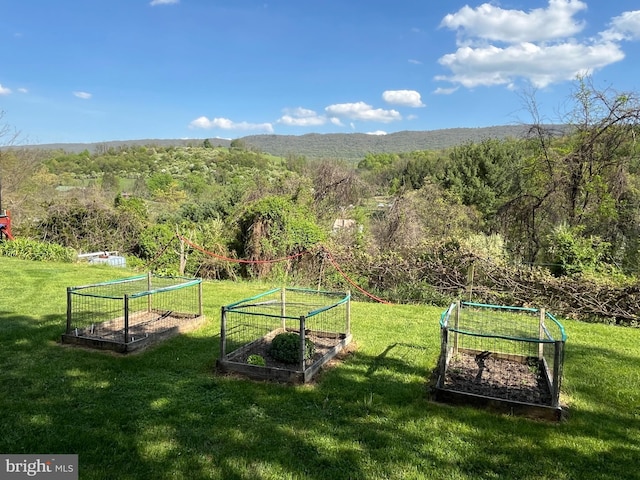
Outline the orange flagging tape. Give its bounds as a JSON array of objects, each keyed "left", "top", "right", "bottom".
[
  {"left": 145, "top": 235, "right": 178, "bottom": 268},
  {"left": 176, "top": 234, "right": 391, "bottom": 304},
  {"left": 324, "top": 250, "right": 392, "bottom": 304}
]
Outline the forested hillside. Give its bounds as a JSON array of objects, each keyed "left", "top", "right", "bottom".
[
  {"left": 241, "top": 126, "right": 541, "bottom": 160},
  {"left": 2, "top": 79, "right": 640, "bottom": 325},
  {"left": 12, "top": 125, "right": 540, "bottom": 160}
]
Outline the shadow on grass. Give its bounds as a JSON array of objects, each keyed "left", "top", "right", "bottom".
[
  {"left": 0, "top": 310, "right": 63, "bottom": 339},
  {"left": 1, "top": 312, "right": 639, "bottom": 480}
]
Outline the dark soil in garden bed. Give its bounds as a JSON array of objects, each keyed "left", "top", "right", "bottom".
[
  {"left": 444, "top": 352, "right": 552, "bottom": 405},
  {"left": 62, "top": 311, "right": 206, "bottom": 353},
  {"left": 231, "top": 330, "right": 343, "bottom": 371}
]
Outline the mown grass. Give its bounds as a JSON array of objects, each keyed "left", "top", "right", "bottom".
[{"left": 1, "top": 257, "right": 639, "bottom": 479}]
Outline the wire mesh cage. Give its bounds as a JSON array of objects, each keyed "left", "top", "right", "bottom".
[
  {"left": 62, "top": 273, "right": 204, "bottom": 353},
  {"left": 435, "top": 301, "right": 566, "bottom": 420},
  {"left": 218, "top": 287, "right": 352, "bottom": 383}
]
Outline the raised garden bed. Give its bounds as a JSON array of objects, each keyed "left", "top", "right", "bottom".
[
  {"left": 433, "top": 301, "right": 566, "bottom": 421},
  {"left": 217, "top": 288, "right": 352, "bottom": 383},
  {"left": 61, "top": 273, "right": 205, "bottom": 353}
]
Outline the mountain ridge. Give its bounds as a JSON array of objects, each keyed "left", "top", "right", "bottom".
[{"left": 10, "top": 125, "right": 545, "bottom": 160}]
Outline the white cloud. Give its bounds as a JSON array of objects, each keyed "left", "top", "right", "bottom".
[
  {"left": 325, "top": 102, "right": 401, "bottom": 123},
  {"left": 440, "top": 0, "right": 587, "bottom": 44},
  {"left": 73, "top": 91, "right": 92, "bottom": 99},
  {"left": 437, "top": 41, "right": 624, "bottom": 88},
  {"left": 602, "top": 10, "right": 640, "bottom": 42},
  {"left": 17, "top": 87, "right": 28, "bottom": 94},
  {"left": 366, "top": 130, "right": 387, "bottom": 136},
  {"left": 0, "top": 84, "right": 12, "bottom": 95},
  {"left": 408, "top": 59, "right": 422, "bottom": 65},
  {"left": 433, "top": 86, "right": 459, "bottom": 95},
  {"left": 189, "top": 116, "right": 274, "bottom": 133},
  {"left": 437, "top": 1, "right": 632, "bottom": 89},
  {"left": 277, "top": 107, "right": 327, "bottom": 126},
  {"left": 150, "top": 0, "right": 179, "bottom": 6},
  {"left": 382, "top": 90, "right": 425, "bottom": 107}
]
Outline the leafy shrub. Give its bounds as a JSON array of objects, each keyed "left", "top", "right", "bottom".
[
  {"left": 385, "top": 281, "right": 452, "bottom": 306},
  {"left": 545, "top": 224, "right": 611, "bottom": 276},
  {"left": 0, "top": 238, "right": 76, "bottom": 262},
  {"left": 32, "top": 200, "right": 145, "bottom": 253},
  {"left": 269, "top": 332, "right": 315, "bottom": 364},
  {"left": 246, "top": 354, "right": 266, "bottom": 366},
  {"left": 235, "top": 195, "right": 326, "bottom": 278}
]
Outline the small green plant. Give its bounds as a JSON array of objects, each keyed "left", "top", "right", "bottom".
[
  {"left": 246, "top": 354, "right": 266, "bottom": 366},
  {"left": 527, "top": 360, "right": 540, "bottom": 376},
  {"left": 269, "top": 332, "right": 315, "bottom": 364}
]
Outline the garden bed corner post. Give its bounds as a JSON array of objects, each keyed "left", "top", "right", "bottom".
[
  {"left": 147, "top": 272, "right": 152, "bottom": 313},
  {"left": 454, "top": 300, "right": 461, "bottom": 355},
  {"left": 552, "top": 340, "right": 563, "bottom": 407},
  {"left": 281, "top": 288, "right": 286, "bottom": 331},
  {"left": 538, "top": 308, "right": 546, "bottom": 360},
  {"left": 124, "top": 294, "right": 130, "bottom": 344},
  {"left": 346, "top": 290, "right": 351, "bottom": 335},
  {"left": 220, "top": 306, "right": 227, "bottom": 359},
  {"left": 66, "top": 287, "right": 73, "bottom": 334},
  {"left": 299, "top": 315, "right": 306, "bottom": 371}
]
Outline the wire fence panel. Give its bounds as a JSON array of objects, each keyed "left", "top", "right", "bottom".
[
  {"left": 219, "top": 287, "right": 352, "bottom": 383},
  {"left": 63, "top": 273, "right": 204, "bottom": 352},
  {"left": 437, "top": 301, "right": 566, "bottom": 413}
]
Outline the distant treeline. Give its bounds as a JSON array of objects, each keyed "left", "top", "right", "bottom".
[{"left": 11, "top": 125, "right": 559, "bottom": 160}]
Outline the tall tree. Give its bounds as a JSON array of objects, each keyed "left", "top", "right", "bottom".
[
  {"left": 503, "top": 76, "right": 640, "bottom": 267},
  {"left": 443, "top": 138, "right": 527, "bottom": 221}
]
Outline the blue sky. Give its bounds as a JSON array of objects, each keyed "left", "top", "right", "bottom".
[{"left": 1, "top": 0, "right": 640, "bottom": 144}]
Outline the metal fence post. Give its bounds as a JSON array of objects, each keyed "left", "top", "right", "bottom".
[
  {"left": 147, "top": 272, "right": 152, "bottom": 313},
  {"left": 281, "top": 288, "right": 286, "bottom": 331},
  {"left": 220, "top": 306, "right": 227, "bottom": 359},
  {"left": 124, "top": 294, "right": 130, "bottom": 344},
  {"left": 300, "top": 315, "right": 306, "bottom": 371},
  {"left": 440, "top": 326, "right": 449, "bottom": 382},
  {"left": 538, "top": 308, "right": 546, "bottom": 360},
  {"left": 66, "top": 287, "right": 73, "bottom": 334},
  {"left": 552, "top": 340, "right": 563, "bottom": 407},
  {"left": 198, "top": 279, "right": 203, "bottom": 317},
  {"left": 454, "top": 301, "right": 461, "bottom": 355},
  {"left": 346, "top": 290, "right": 351, "bottom": 335}
]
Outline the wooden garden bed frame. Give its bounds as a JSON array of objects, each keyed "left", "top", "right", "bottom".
[
  {"left": 433, "top": 301, "right": 566, "bottom": 421},
  {"left": 217, "top": 287, "right": 352, "bottom": 383}
]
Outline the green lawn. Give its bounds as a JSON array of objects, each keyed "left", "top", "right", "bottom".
[{"left": 1, "top": 258, "right": 639, "bottom": 479}]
